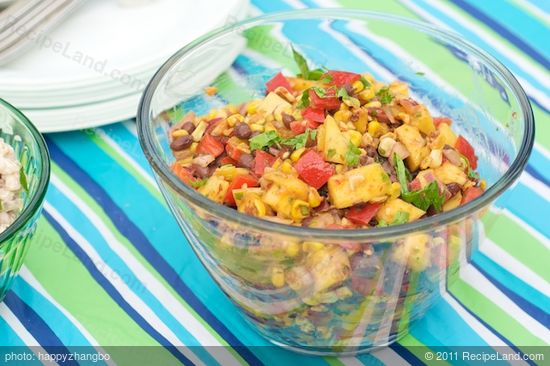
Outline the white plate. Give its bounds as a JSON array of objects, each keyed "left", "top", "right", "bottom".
[{"left": 0, "top": 0, "right": 249, "bottom": 105}]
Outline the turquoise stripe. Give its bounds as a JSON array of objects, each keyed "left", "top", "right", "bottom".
[
  {"left": 471, "top": 251, "right": 550, "bottom": 314},
  {"left": 0, "top": 312, "right": 33, "bottom": 346},
  {"left": 525, "top": 0, "right": 550, "bottom": 13},
  {"left": 529, "top": 149, "right": 550, "bottom": 184},
  {"left": 408, "top": 0, "right": 550, "bottom": 96},
  {"left": 47, "top": 132, "right": 333, "bottom": 366},
  {"left": 463, "top": 0, "right": 550, "bottom": 58},
  {"left": 44, "top": 183, "right": 218, "bottom": 362},
  {"left": 10, "top": 278, "right": 92, "bottom": 347}
]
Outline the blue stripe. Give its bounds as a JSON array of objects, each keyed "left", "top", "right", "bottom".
[
  {"left": 389, "top": 343, "right": 425, "bottom": 366},
  {"left": 45, "top": 136, "right": 264, "bottom": 366},
  {"left": 41, "top": 210, "right": 195, "bottom": 366},
  {"left": 449, "top": 0, "right": 550, "bottom": 69},
  {"left": 470, "top": 260, "right": 549, "bottom": 329},
  {"left": 11, "top": 277, "right": 92, "bottom": 347},
  {"left": 3, "top": 292, "right": 79, "bottom": 366}
]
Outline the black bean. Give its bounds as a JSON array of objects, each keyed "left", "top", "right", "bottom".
[
  {"left": 446, "top": 183, "right": 461, "bottom": 196},
  {"left": 182, "top": 122, "right": 196, "bottom": 134},
  {"left": 192, "top": 165, "right": 211, "bottom": 179},
  {"left": 217, "top": 136, "right": 229, "bottom": 145},
  {"left": 366, "top": 146, "right": 377, "bottom": 157},
  {"left": 234, "top": 123, "right": 252, "bottom": 139},
  {"left": 360, "top": 155, "right": 374, "bottom": 165},
  {"left": 170, "top": 135, "right": 193, "bottom": 151},
  {"left": 282, "top": 113, "right": 295, "bottom": 128},
  {"left": 237, "top": 153, "right": 254, "bottom": 169}
]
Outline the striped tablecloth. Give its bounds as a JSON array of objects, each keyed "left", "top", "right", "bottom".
[{"left": 1, "top": 1, "right": 549, "bottom": 365}]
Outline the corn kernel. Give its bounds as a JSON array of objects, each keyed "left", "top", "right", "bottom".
[
  {"left": 352, "top": 80, "right": 365, "bottom": 93},
  {"left": 204, "top": 86, "right": 218, "bottom": 96},
  {"left": 365, "top": 101, "right": 381, "bottom": 108},
  {"left": 190, "top": 142, "right": 198, "bottom": 153},
  {"left": 172, "top": 129, "right": 189, "bottom": 138},
  {"left": 226, "top": 104, "right": 238, "bottom": 115},
  {"left": 250, "top": 123, "right": 264, "bottom": 132},
  {"left": 339, "top": 103, "right": 349, "bottom": 111},
  {"left": 253, "top": 198, "right": 267, "bottom": 217},
  {"left": 480, "top": 180, "right": 487, "bottom": 190},
  {"left": 290, "top": 147, "right": 306, "bottom": 162},
  {"left": 281, "top": 160, "right": 294, "bottom": 174},
  {"left": 302, "top": 241, "right": 324, "bottom": 252},
  {"left": 285, "top": 242, "right": 301, "bottom": 257},
  {"left": 308, "top": 187, "right": 322, "bottom": 208},
  {"left": 271, "top": 159, "right": 282, "bottom": 170},
  {"left": 368, "top": 121, "right": 389, "bottom": 138},
  {"left": 264, "top": 122, "right": 276, "bottom": 132},
  {"left": 227, "top": 114, "right": 244, "bottom": 127},
  {"left": 291, "top": 200, "right": 310, "bottom": 221},
  {"left": 390, "top": 182, "right": 401, "bottom": 199},
  {"left": 358, "top": 88, "right": 375, "bottom": 103},
  {"left": 271, "top": 267, "right": 285, "bottom": 288},
  {"left": 191, "top": 120, "right": 208, "bottom": 141},
  {"left": 246, "top": 100, "right": 260, "bottom": 115},
  {"left": 345, "top": 130, "right": 362, "bottom": 146},
  {"left": 334, "top": 110, "right": 352, "bottom": 122},
  {"left": 335, "top": 164, "right": 345, "bottom": 173}
]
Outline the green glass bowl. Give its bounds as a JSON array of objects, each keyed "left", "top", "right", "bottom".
[{"left": 0, "top": 98, "right": 50, "bottom": 301}]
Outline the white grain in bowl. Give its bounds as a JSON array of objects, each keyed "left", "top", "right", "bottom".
[{"left": 0, "top": 138, "right": 23, "bottom": 233}]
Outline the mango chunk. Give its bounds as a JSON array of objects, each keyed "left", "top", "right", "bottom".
[
  {"left": 395, "top": 124, "right": 429, "bottom": 171},
  {"left": 322, "top": 115, "right": 349, "bottom": 164},
  {"left": 376, "top": 198, "right": 425, "bottom": 223},
  {"left": 434, "top": 162, "right": 468, "bottom": 185}
]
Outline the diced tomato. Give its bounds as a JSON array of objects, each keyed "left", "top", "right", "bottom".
[
  {"left": 433, "top": 117, "right": 452, "bottom": 127},
  {"left": 205, "top": 117, "right": 224, "bottom": 134},
  {"left": 461, "top": 187, "right": 483, "bottom": 204},
  {"left": 265, "top": 72, "right": 293, "bottom": 93},
  {"left": 253, "top": 150, "right": 277, "bottom": 176},
  {"left": 345, "top": 203, "right": 382, "bottom": 226},
  {"left": 326, "top": 70, "right": 361, "bottom": 87},
  {"left": 219, "top": 156, "right": 237, "bottom": 166},
  {"left": 290, "top": 120, "right": 307, "bottom": 134},
  {"left": 294, "top": 150, "right": 335, "bottom": 189},
  {"left": 171, "top": 163, "right": 195, "bottom": 185},
  {"left": 225, "top": 142, "right": 244, "bottom": 161},
  {"left": 196, "top": 134, "right": 224, "bottom": 157},
  {"left": 224, "top": 174, "right": 259, "bottom": 205},
  {"left": 455, "top": 135, "right": 478, "bottom": 169},
  {"left": 309, "top": 88, "right": 341, "bottom": 110},
  {"left": 302, "top": 107, "right": 325, "bottom": 123}
]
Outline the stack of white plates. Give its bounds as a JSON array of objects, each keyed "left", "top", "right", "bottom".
[{"left": 0, "top": 0, "right": 249, "bottom": 132}]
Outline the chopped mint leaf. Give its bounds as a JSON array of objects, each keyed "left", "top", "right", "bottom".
[
  {"left": 468, "top": 167, "right": 479, "bottom": 180},
  {"left": 402, "top": 181, "right": 445, "bottom": 212},
  {"left": 415, "top": 71, "right": 425, "bottom": 76},
  {"left": 311, "top": 86, "right": 327, "bottom": 98},
  {"left": 291, "top": 46, "right": 311, "bottom": 80},
  {"left": 327, "top": 148, "right": 336, "bottom": 158},
  {"left": 308, "top": 68, "right": 326, "bottom": 81},
  {"left": 337, "top": 87, "right": 350, "bottom": 99},
  {"left": 320, "top": 73, "right": 333, "bottom": 84},
  {"left": 360, "top": 76, "right": 371, "bottom": 86},
  {"left": 393, "top": 154, "right": 409, "bottom": 194},
  {"left": 297, "top": 90, "right": 310, "bottom": 109},
  {"left": 391, "top": 211, "right": 410, "bottom": 225},
  {"left": 234, "top": 192, "right": 244, "bottom": 201},
  {"left": 345, "top": 142, "right": 361, "bottom": 167},
  {"left": 19, "top": 168, "right": 28, "bottom": 192},
  {"left": 191, "top": 178, "right": 208, "bottom": 188},
  {"left": 249, "top": 130, "right": 281, "bottom": 151},
  {"left": 281, "top": 129, "right": 314, "bottom": 150}
]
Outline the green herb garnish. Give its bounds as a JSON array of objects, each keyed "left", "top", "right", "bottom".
[
  {"left": 191, "top": 178, "right": 208, "bottom": 188},
  {"left": 415, "top": 71, "right": 425, "bottom": 76},
  {"left": 307, "top": 68, "right": 326, "bottom": 81},
  {"left": 281, "top": 129, "right": 314, "bottom": 150},
  {"left": 19, "top": 168, "right": 28, "bottom": 192},
  {"left": 327, "top": 148, "right": 336, "bottom": 158},
  {"left": 337, "top": 87, "right": 350, "bottom": 99},
  {"left": 292, "top": 46, "right": 311, "bottom": 80},
  {"left": 345, "top": 142, "right": 361, "bottom": 167},
  {"left": 360, "top": 76, "right": 371, "bottom": 87},
  {"left": 392, "top": 211, "right": 410, "bottom": 225},
  {"left": 311, "top": 86, "right": 327, "bottom": 98},
  {"left": 297, "top": 90, "right": 310, "bottom": 109},
  {"left": 394, "top": 154, "right": 409, "bottom": 193},
  {"left": 467, "top": 167, "right": 479, "bottom": 180},
  {"left": 249, "top": 130, "right": 281, "bottom": 151},
  {"left": 234, "top": 192, "right": 244, "bottom": 201},
  {"left": 320, "top": 73, "right": 333, "bottom": 84},
  {"left": 376, "top": 87, "right": 393, "bottom": 104}
]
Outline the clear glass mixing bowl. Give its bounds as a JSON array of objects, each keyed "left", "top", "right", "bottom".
[{"left": 137, "top": 10, "right": 534, "bottom": 355}]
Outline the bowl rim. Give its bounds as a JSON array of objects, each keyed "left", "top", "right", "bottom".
[
  {"left": 137, "top": 9, "right": 535, "bottom": 240},
  {"left": 0, "top": 98, "right": 50, "bottom": 244}
]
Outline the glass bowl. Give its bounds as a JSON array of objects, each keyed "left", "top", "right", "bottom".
[
  {"left": 137, "top": 10, "right": 534, "bottom": 355},
  {"left": 0, "top": 99, "right": 50, "bottom": 301}
]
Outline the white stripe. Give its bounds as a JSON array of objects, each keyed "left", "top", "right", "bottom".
[
  {"left": 535, "top": 143, "right": 550, "bottom": 162},
  {"left": 512, "top": 0, "right": 550, "bottom": 25},
  {"left": 460, "top": 265, "right": 550, "bottom": 343},
  {"left": 0, "top": 303, "right": 58, "bottom": 366},
  {"left": 282, "top": 0, "right": 306, "bottom": 9},
  {"left": 95, "top": 128, "right": 158, "bottom": 189},
  {"left": 424, "top": 0, "right": 550, "bottom": 89},
  {"left": 399, "top": 0, "right": 550, "bottom": 109},
  {"left": 43, "top": 202, "right": 207, "bottom": 366},
  {"left": 372, "top": 348, "right": 411, "bottom": 366},
  {"left": 122, "top": 121, "right": 138, "bottom": 137},
  {"left": 479, "top": 239, "right": 550, "bottom": 297},
  {"left": 49, "top": 175, "right": 241, "bottom": 366}
]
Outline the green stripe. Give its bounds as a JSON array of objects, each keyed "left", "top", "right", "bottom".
[
  {"left": 399, "top": 335, "right": 450, "bottom": 366},
  {"left": 245, "top": 26, "right": 298, "bottom": 72},
  {"left": 449, "top": 279, "right": 548, "bottom": 349},
  {"left": 85, "top": 130, "right": 165, "bottom": 203},
  {"left": 482, "top": 211, "right": 550, "bottom": 282},
  {"left": 25, "top": 219, "right": 182, "bottom": 366},
  {"left": 50, "top": 163, "right": 244, "bottom": 360}
]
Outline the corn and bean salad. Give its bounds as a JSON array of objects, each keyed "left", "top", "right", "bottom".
[{"left": 169, "top": 65, "right": 483, "bottom": 228}]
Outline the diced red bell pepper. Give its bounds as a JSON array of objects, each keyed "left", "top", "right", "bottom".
[
  {"left": 433, "top": 117, "right": 452, "bottom": 127},
  {"left": 219, "top": 156, "right": 237, "bottom": 166},
  {"left": 225, "top": 141, "right": 244, "bottom": 161},
  {"left": 326, "top": 70, "right": 361, "bottom": 87},
  {"left": 309, "top": 88, "right": 341, "bottom": 110},
  {"left": 205, "top": 117, "right": 224, "bottom": 134},
  {"left": 196, "top": 134, "right": 224, "bottom": 157},
  {"left": 345, "top": 203, "right": 382, "bottom": 226},
  {"left": 294, "top": 150, "right": 335, "bottom": 189},
  {"left": 266, "top": 72, "right": 293, "bottom": 93},
  {"left": 290, "top": 120, "right": 307, "bottom": 134},
  {"left": 461, "top": 187, "right": 483, "bottom": 204},
  {"left": 171, "top": 163, "right": 195, "bottom": 185},
  {"left": 455, "top": 135, "right": 478, "bottom": 169},
  {"left": 253, "top": 150, "right": 277, "bottom": 176},
  {"left": 302, "top": 107, "right": 325, "bottom": 123},
  {"left": 224, "top": 174, "right": 259, "bottom": 205}
]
